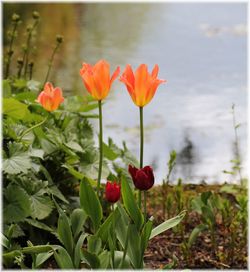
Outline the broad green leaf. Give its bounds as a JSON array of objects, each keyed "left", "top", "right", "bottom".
[
  {"left": 53, "top": 246, "right": 74, "bottom": 269},
  {"left": 150, "top": 210, "right": 186, "bottom": 240},
  {"left": 96, "top": 210, "right": 115, "bottom": 243},
  {"left": 4, "top": 184, "right": 31, "bottom": 223},
  {"left": 74, "top": 233, "right": 88, "bottom": 268},
  {"left": 127, "top": 224, "right": 142, "bottom": 269},
  {"left": 3, "top": 142, "right": 31, "bottom": 174},
  {"left": 103, "top": 142, "right": 119, "bottom": 160},
  {"left": 28, "top": 148, "right": 44, "bottom": 159},
  {"left": 14, "top": 91, "right": 37, "bottom": 102},
  {"left": 188, "top": 224, "right": 207, "bottom": 249},
  {"left": 1, "top": 233, "right": 9, "bottom": 248},
  {"left": 98, "top": 250, "right": 110, "bottom": 269},
  {"left": 25, "top": 218, "right": 54, "bottom": 233},
  {"left": 88, "top": 235, "right": 102, "bottom": 255},
  {"left": 80, "top": 177, "right": 103, "bottom": 232},
  {"left": 30, "top": 195, "right": 54, "bottom": 220},
  {"left": 70, "top": 208, "right": 87, "bottom": 240},
  {"left": 141, "top": 219, "right": 153, "bottom": 253},
  {"left": 64, "top": 141, "right": 84, "bottom": 153},
  {"left": 81, "top": 249, "right": 100, "bottom": 269},
  {"left": 115, "top": 204, "right": 130, "bottom": 249},
  {"left": 48, "top": 186, "right": 68, "bottom": 203},
  {"left": 35, "top": 251, "right": 54, "bottom": 268},
  {"left": 121, "top": 176, "right": 143, "bottom": 231},
  {"left": 13, "top": 78, "right": 27, "bottom": 89},
  {"left": 22, "top": 245, "right": 56, "bottom": 254},
  {"left": 114, "top": 251, "right": 131, "bottom": 269},
  {"left": 3, "top": 98, "right": 30, "bottom": 120},
  {"left": 57, "top": 212, "right": 74, "bottom": 258}
]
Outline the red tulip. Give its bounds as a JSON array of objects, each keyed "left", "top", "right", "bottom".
[
  {"left": 36, "top": 82, "right": 64, "bottom": 112},
  {"left": 105, "top": 181, "right": 121, "bottom": 203},
  {"left": 119, "top": 64, "right": 166, "bottom": 107},
  {"left": 128, "top": 165, "right": 154, "bottom": 191},
  {"left": 80, "top": 60, "right": 120, "bottom": 101}
]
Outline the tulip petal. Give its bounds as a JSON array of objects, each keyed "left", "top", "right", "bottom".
[{"left": 151, "top": 64, "right": 159, "bottom": 78}]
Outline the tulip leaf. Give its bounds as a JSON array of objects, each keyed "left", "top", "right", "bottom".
[
  {"left": 80, "top": 177, "right": 103, "bottom": 232},
  {"left": 74, "top": 233, "right": 88, "bottom": 268},
  {"left": 121, "top": 176, "right": 143, "bottom": 231},
  {"left": 150, "top": 210, "right": 186, "bottom": 240},
  {"left": 70, "top": 208, "right": 87, "bottom": 240},
  {"left": 57, "top": 212, "right": 74, "bottom": 258},
  {"left": 53, "top": 245, "right": 74, "bottom": 269},
  {"left": 188, "top": 224, "right": 207, "bottom": 249},
  {"left": 141, "top": 219, "right": 153, "bottom": 253},
  {"left": 127, "top": 224, "right": 142, "bottom": 269},
  {"left": 96, "top": 210, "right": 116, "bottom": 243},
  {"left": 81, "top": 249, "right": 100, "bottom": 269}
]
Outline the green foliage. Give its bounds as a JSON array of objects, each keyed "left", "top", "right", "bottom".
[{"left": 80, "top": 177, "right": 103, "bottom": 232}]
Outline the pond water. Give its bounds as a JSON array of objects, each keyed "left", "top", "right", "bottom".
[{"left": 4, "top": 3, "right": 247, "bottom": 184}]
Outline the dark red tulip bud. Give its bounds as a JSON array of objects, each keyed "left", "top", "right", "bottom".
[
  {"left": 105, "top": 181, "right": 121, "bottom": 203},
  {"left": 128, "top": 165, "right": 154, "bottom": 191}
]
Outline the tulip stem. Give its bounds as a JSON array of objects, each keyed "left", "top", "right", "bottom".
[
  {"left": 18, "top": 115, "right": 48, "bottom": 141},
  {"left": 144, "top": 191, "right": 147, "bottom": 221},
  {"left": 139, "top": 106, "right": 144, "bottom": 210},
  {"left": 97, "top": 100, "right": 103, "bottom": 196}
]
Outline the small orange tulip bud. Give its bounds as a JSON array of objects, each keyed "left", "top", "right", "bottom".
[
  {"left": 120, "top": 64, "right": 166, "bottom": 107},
  {"left": 80, "top": 60, "right": 120, "bottom": 101},
  {"left": 36, "top": 82, "right": 64, "bottom": 112}
]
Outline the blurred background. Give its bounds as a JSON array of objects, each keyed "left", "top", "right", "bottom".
[{"left": 3, "top": 2, "right": 247, "bottom": 184}]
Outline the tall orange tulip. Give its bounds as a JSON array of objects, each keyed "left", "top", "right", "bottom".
[
  {"left": 80, "top": 60, "right": 120, "bottom": 195},
  {"left": 36, "top": 82, "right": 64, "bottom": 112},
  {"left": 80, "top": 60, "right": 120, "bottom": 101},
  {"left": 119, "top": 64, "right": 166, "bottom": 107}
]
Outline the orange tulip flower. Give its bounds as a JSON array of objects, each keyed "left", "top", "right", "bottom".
[
  {"left": 80, "top": 60, "right": 120, "bottom": 101},
  {"left": 119, "top": 64, "right": 166, "bottom": 107},
  {"left": 36, "top": 82, "right": 64, "bottom": 112}
]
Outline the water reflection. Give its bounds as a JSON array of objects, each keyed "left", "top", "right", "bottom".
[
  {"left": 175, "top": 135, "right": 198, "bottom": 182},
  {"left": 3, "top": 3, "right": 247, "bottom": 184}
]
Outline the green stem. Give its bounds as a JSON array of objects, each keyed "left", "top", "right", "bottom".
[
  {"left": 43, "top": 42, "right": 60, "bottom": 86},
  {"left": 121, "top": 225, "right": 129, "bottom": 268},
  {"left": 111, "top": 204, "right": 115, "bottom": 268},
  {"left": 18, "top": 115, "right": 48, "bottom": 141},
  {"left": 143, "top": 191, "right": 147, "bottom": 221},
  {"left": 138, "top": 106, "right": 144, "bottom": 209},
  {"left": 24, "top": 20, "right": 39, "bottom": 78},
  {"left": 5, "top": 22, "right": 18, "bottom": 79},
  {"left": 97, "top": 100, "right": 103, "bottom": 195}
]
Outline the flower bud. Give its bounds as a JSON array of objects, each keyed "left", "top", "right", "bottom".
[
  {"left": 32, "top": 11, "right": 40, "bottom": 19},
  {"left": 128, "top": 165, "right": 154, "bottom": 191},
  {"left": 17, "top": 58, "right": 23, "bottom": 65},
  {"left": 12, "top": 13, "right": 20, "bottom": 22},
  {"left": 105, "top": 181, "right": 121, "bottom": 203},
  {"left": 56, "top": 35, "right": 63, "bottom": 44}
]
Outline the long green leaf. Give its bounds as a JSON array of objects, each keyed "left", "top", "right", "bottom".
[
  {"left": 57, "top": 212, "right": 74, "bottom": 258},
  {"left": 53, "top": 246, "right": 74, "bottom": 269},
  {"left": 188, "top": 224, "right": 207, "bottom": 249},
  {"left": 121, "top": 176, "right": 143, "bottom": 231},
  {"left": 80, "top": 177, "right": 102, "bottom": 232},
  {"left": 150, "top": 210, "right": 186, "bottom": 240},
  {"left": 70, "top": 208, "right": 87, "bottom": 240},
  {"left": 74, "top": 233, "right": 88, "bottom": 268}
]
